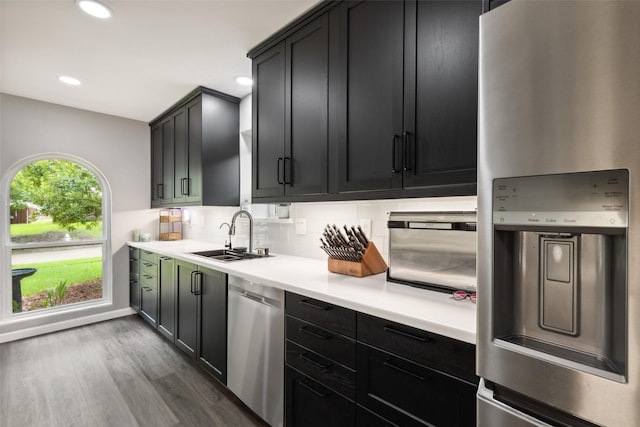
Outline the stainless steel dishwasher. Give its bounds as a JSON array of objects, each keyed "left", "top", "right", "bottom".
[{"left": 227, "top": 275, "right": 284, "bottom": 427}]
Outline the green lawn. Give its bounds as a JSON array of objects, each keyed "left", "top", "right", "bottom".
[
  {"left": 10, "top": 218, "right": 102, "bottom": 238},
  {"left": 13, "top": 257, "right": 102, "bottom": 296}
]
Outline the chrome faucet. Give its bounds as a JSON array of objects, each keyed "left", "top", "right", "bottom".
[{"left": 229, "top": 210, "right": 253, "bottom": 252}]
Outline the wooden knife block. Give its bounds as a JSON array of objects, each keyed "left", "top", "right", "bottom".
[{"left": 327, "top": 242, "right": 388, "bottom": 278}]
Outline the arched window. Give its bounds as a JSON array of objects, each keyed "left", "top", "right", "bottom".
[{"left": 2, "top": 154, "right": 111, "bottom": 317}]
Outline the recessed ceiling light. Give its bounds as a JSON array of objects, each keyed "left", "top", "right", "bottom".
[
  {"left": 235, "top": 76, "right": 253, "bottom": 86},
  {"left": 77, "top": 0, "right": 112, "bottom": 19},
  {"left": 59, "top": 76, "right": 82, "bottom": 86}
]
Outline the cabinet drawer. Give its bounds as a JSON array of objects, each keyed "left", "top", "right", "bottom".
[
  {"left": 140, "top": 250, "right": 159, "bottom": 264},
  {"left": 140, "top": 271, "right": 158, "bottom": 291},
  {"left": 286, "top": 315, "right": 356, "bottom": 369},
  {"left": 357, "top": 343, "right": 470, "bottom": 427},
  {"left": 140, "top": 286, "right": 158, "bottom": 325},
  {"left": 287, "top": 340, "right": 356, "bottom": 400},
  {"left": 357, "top": 312, "right": 477, "bottom": 383},
  {"left": 286, "top": 292, "right": 356, "bottom": 338},
  {"left": 140, "top": 259, "right": 158, "bottom": 278},
  {"left": 286, "top": 366, "right": 355, "bottom": 427}
]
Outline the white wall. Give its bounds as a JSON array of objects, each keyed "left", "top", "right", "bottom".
[{"left": 0, "top": 93, "right": 157, "bottom": 338}]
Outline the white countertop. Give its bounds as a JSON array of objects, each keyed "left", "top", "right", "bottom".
[{"left": 128, "top": 239, "right": 477, "bottom": 344}]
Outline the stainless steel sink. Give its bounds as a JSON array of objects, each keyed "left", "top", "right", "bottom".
[{"left": 190, "top": 249, "right": 270, "bottom": 262}]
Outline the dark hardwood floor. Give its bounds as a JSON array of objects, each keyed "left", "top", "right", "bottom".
[{"left": 0, "top": 315, "right": 268, "bottom": 427}]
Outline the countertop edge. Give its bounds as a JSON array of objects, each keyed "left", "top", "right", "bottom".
[{"left": 128, "top": 240, "right": 477, "bottom": 344}]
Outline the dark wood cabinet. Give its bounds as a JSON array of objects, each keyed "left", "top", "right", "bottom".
[
  {"left": 150, "top": 87, "right": 240, "bottom": 207},
  {"left": 337, "top": 0, "right": 479, "bottom": 197},
  {"left": 129, "top": 247, "right": 140, "bottom": 311},
  {"left": 284, "top": 292, "right": 477, "bottom": 426},
  {"left": 337, "top": 0, "right": 404, "bottom": 194},
  {"left": 252, "top": 13, "right": 331, "bottom": 202},
  {"left": 402, "top": 0, "right": 479, "bottom": 191},
  {"left": 356, "top": 313, "right": 478, "bottom": 427},
  {"left": 196, "top": 265, "right": 227, "bottom": 383},
  {"left": 139, "top": 250, "right": 159, "bottom": 328},
  {"left": 175, "top": 259, "right": 198, "bottom": 357},
  {"left": 157, "top": 256, "right": 176, "bottom": 341},
  {"left": 249, "top": 0, "right": 480, "bottom": 202},
  {"left": 286, "top": 366, "right": 356, "bottom": 427},
  {"left": 174, "top": 259, "right": 227, "bottom": 383},
  {"left": 150, "top": 117, "right": 173, "bottom": 205},
  {"left": 285, "top": 292, "right": 357, "bottom": 426}
]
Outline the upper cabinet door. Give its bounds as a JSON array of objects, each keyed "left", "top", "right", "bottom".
[
  {"left": 252, "top": 43, "right": 287, "bottom": 199},
  {"left": 402, "top": 0, "right": 480, "bottom": 190},
  {"left": 285, "top": 13, "right": 330, "bottom": 198},
  {"left": 337, "top": 0, "right": 405, "bottom": 194},
  {"left": 184, "top": 98, "right": 203, "bottom": 204},
  {"left": 172, "top": 107, "right": 188, "bottom": 202}
]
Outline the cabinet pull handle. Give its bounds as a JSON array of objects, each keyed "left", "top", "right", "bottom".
[
  {"left": 283, "top": 156, "right": 292, "bottom": 185},
  {"left": 299, "top": 325, "right": 332, "bottom": 340},
  {"left": 383, "top": 360, "right": 427, "bottom": 382},
  {"left": 383, "top": 325, "right": 429, "bottom": 342},
  {"left": 299, "top": 379, "right": 331, "bottom": 398},
  {"left": 194, "top": 271, "right": 203, "bottom": 295},
  {"left": 300, "top": 352, "right": 332, "bottom": 370},
  {"left": 392, "top": 134, "right": 401, "bottom": 173},
  {"left": 180, "top": 177, "right": 190, "bottom": 195},
  {"left": 143, "top": 262, "right": 153, "bottom": 267},
  {"left": 299, "top": 299, "right": 331, "bottom": 311},
  {"left": 143, "top": 274, "right": 153, "bottom": 280},
  {"left": 402, "top": 131, "right": 411, "bottom": 171},
  {"left": 277, "top": 157, "right": 284, "bottom": 184},
  {"left": 190, "top": 270, "right": 197, "bottom": 294},
  {"left": 156, "top": 183, "right": 164, "bottom": 199}
]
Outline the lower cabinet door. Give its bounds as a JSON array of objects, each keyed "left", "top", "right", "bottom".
[
  {"left": 357, "top": 343, "right": 468, "bottom": 427},
  {"left": 175, "top": 260, "right": 198, "bottom": 357},
  {"left": 286, "top": 366, "right": 355, "bottom": 427},
  {"left": 140, "top": 286, "right": 158, "bottom": 327},
  {"left": 197, "top": 266, "right": 227, "bottom": 384}
]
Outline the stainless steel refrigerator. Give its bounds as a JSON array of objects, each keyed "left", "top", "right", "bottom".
[{"left": 477, "top": 1, "right": 640, "bottom": 426}]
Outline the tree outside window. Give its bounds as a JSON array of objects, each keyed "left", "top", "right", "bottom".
[{"left": 9, "top": 159, "right": 105, "bottom": 313}]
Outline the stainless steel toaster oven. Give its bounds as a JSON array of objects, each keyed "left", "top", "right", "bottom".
[{"left": 387, "top": 211, "right": 477, "bottom": 292}]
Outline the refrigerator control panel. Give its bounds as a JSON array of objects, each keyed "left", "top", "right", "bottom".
[{"left": 493, "top": 169, "right": 629, "bottom": 228}]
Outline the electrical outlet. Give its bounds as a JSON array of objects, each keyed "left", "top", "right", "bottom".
[
  {"left": 359, "top": 219, "right": 372, "bottom": 238},
  {"left": 295, "top": 218, "right": 307, "bottom": 235}
]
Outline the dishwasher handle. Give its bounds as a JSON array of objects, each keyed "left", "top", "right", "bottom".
[{"left": 229, "top": 283, "right": 282, "bottom": 309}]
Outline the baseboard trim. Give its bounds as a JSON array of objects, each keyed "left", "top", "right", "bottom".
[{"left": 0, "top": 307, "right": 137, "bottom": 343}]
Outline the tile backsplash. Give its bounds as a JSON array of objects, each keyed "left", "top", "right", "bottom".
[{"left": 181, "top": 196, "right": 477, "bottom": 262}]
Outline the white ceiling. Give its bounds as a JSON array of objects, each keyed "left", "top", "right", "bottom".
[{"left": 0, "top": 0, "right": 320, "bottom": 122}]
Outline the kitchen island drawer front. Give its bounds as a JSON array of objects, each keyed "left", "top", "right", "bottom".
[
  {"left": 140, "top": 250, "right": 159, "bottom": 264},
  {"left": 286, "top": 292, "right": 356, "bottom": 338},
  {"left": 286, "top": 366, "right": 355, "bottom": 427},
  {"left": 286, "top": 340, "right": 356, "bottom": 400},
  {"left": 286, "top": 315, "right": 356, "bottom": 369},
  {"left": 357, "top": 312, "right": 477, "bottom": 383},
  {"left": 356, "top": 343, "right": 464, "bottom": 427}
]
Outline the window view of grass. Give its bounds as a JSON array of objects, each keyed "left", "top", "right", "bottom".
[
  {"left": 10, "top": 159, "right": 104, "bottom": 313},
  {"left": 13, "top": 257, "right": 102, "bottom": 296},
  {"left": 10, "top": 218, "right": 103, "bottom": 238}
]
